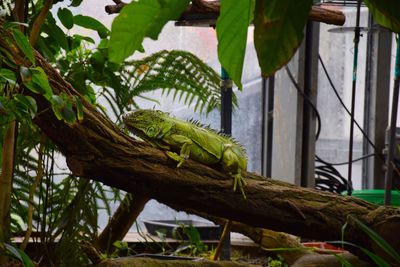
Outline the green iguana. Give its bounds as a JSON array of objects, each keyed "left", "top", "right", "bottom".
[{"left": 123, "top": 109, "right": 247, "bottom": 198}]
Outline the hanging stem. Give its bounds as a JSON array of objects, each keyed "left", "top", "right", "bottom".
[
  {"left": 20, "top": 134, "right": 46, "bottom": 250},
  {"left": 0, "top": 121, "right": 18, "bottom": 263}
]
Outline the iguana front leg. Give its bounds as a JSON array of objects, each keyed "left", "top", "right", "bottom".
[
  {"left": 222, "top": 144, "right": 247, "bottom": 199},
  {"left": 165, "top": 134, "right": 193, "bottom": 167}
]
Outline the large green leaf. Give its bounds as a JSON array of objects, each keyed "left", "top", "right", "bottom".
[
  {"left": 109, "top": 0, "right": 190, "bottom": 64},
  {"left": 12, "top": 29, "right": 35, "bottom": 65},
  {"left": 0, "top": 68, "right": 16, "bottom": 84},
  {"left": 74, "top": 15, "right": 109, "bottom": 38},
  {"left": 4, "top": 243, "right": 35, "bottom": 267},
  {"left": 31, "top": 67, "right": 53, "bottom": 100},
  {"left": 21, "top": 66, "right": 53, "bottom": 100},
  {"left": 253, "top": 0, "right": 313, "bottom": 77},
  {"left": 70, "top": 0, "right": 83, "bottom": 7},
  {"left": 58, "top": 8, "right": 74, "bottom": 30},
  {"left": 364, "top": 0, "right": 400, "bottom": 33},
  {"left": 44, "top": 15, "right": 69, "bottom": 50},
  {"left": 216, "top": 0, "right": 254, "bottom": 89}
]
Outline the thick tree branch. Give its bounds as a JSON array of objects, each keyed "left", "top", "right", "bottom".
[{"left": 105, "top": 1, "right": 345, "bottom": 26}]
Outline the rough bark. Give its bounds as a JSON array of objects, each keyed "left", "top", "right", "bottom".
[
  {"left": 105, "top": 0, "right": 346, "bottom": 26},
  {"left": 1, "top": 25, "right": 400, "bottom": 264}
]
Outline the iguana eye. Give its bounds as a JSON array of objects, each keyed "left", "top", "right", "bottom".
[{"left": 147, "top": 126, "right": 156, "bottom": 137}]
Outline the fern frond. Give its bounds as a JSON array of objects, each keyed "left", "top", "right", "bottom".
[{"left": 124, "top": 50, "right": 237, "bottom": 114}]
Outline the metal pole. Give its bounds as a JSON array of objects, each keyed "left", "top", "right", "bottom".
[
  {"left": 384, "top": 36, "right": 400, "bottom": 206},
  {"left": 347, "top": 0, "right": 362, "bottom": 196},
  {"left": 220, "top": 68, "right": 232, "bottom": 135},
  {"left": 261, "top": 76, "right": 274, "bottom": 177},
  {"left": 219, "top": 67, "right": 232, "bottom": 260}
]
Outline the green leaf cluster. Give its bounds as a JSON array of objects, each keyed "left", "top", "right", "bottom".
[
  {"left": 364, "top": 0, "right": 400, "bottom": 33},
  {"left": 109, "top": 0, "right": 191, "bottom": 64},
  {"left": 108, "top": 0, "right": 400, "bottom": 89}
]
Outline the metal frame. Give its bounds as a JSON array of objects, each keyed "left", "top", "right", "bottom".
[{"left": 362, "top": 18, "right": 392, "bottom": 190}]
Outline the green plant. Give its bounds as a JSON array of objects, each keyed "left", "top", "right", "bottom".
[
  {"left": 329, "top": 216, "right": 400, "bottom": 267},
  {"left": 2, "top": 243, "right": 35, "bottom": 267},
  {"left": 174, "top": 224, "right": 208, "bottom": 257},
  {"left": 267, "top": 255, "right": 288, "bottom": 267},
  {"left": 110, "top": 240, "right": 136, "bottom": 257}
]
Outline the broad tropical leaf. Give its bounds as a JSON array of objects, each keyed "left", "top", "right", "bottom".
[
  {"left": 109, "top": 0, "right": 190, "bottom": 64},
  {"left": 364, "top": 0, "right": 400, "bottom": 33},
  {"left": 216, "top": 0, "right": 255, "bottom": 89},
  {"left": 12, "top": 29, "right": 35, "bottom": 65},
  {"left": 0, "top": 68, "right": 16, "bottom": 84},
  {"left": 74, "top": 15, "right": 109, "bottom": 38},
  {"left": 58, "top": 8, "right": 74, "bottom": 30},
  {"left": 253, "top": 0, "right": 313, "bottom": 77}
]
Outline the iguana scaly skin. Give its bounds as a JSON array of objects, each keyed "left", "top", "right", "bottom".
[{"left": 123, "top": 109, "right": 247, "bottom": 198}]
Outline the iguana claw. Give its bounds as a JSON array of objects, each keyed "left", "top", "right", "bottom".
[
  {"left": 166, "top": 151, "right": 186, "bottom": 167},
  {"left": 233, "top": 173, "right": 246, "bottom": 199}
]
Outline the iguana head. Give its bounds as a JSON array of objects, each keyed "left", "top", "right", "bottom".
[{"left": 123, "top": 109, "right": 173, "bottom": 139}]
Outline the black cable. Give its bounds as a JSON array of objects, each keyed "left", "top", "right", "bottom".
[
  {"left": 318, "top": 54, "right": 376, "bottom": 150},
  {"left": 285, "top": 66, "right": 322, "bottom": 140},
  {"left": 286, "top": 65, "right": 377, "bottom": 168},
  {"left": 316, "top": 153, "right": 376, "bottom": 166}
]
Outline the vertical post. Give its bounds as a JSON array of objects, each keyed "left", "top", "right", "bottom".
[
  {"left": 384, "top": 36, "right": 400, "bottom": 206},
  {"left": 261, "top": 76, "right": 274, "bottom": 177},
  {"left": 220, "top": 68, "right": 232, "bottom": 135},
  {"left": 347, "top": 0, "right": 362, "bottom": 196},
  {"left": 219, "top": 67, "right": 232, "bottom": 260},
  {"left": 301, "top": 21, "right": 319, "bottom": 188},
  {"left": 362, "top": 18, "right": 392, "bottom": 189}
]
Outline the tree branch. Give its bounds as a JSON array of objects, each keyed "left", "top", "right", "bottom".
[
  {"left": 29, "top": 0, "right": 53, "bottom": 46},
  {"left": 105, "top": 1, "right": 345, "bottom": 26}
]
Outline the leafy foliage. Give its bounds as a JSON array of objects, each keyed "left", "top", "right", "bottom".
[
  {"left": 109, "top": 0, "right": 190, "bottom": 64},
  {"left": 174, "top": 225, "right": 208, "bottom": 256},
  {"left": 107, "top": 0, "right": 399, "bottom": 87},
  {"left": 4, "top": 243, "right": 35, "bottom": 267},
  {"left": 253, "top": 0, "right": 313, "bottom": 77},
  {"left": 122, "top": 50, "right": 231, "bottom": 114},
  {"left": 363, "top": 0, "right": 400, "bottom": 33},
  {"left": 216, "top": 0, "right": 254, "bottom": 89},
  {"left": 12, "top": 29, "right": 35, "bottom": 65}
]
